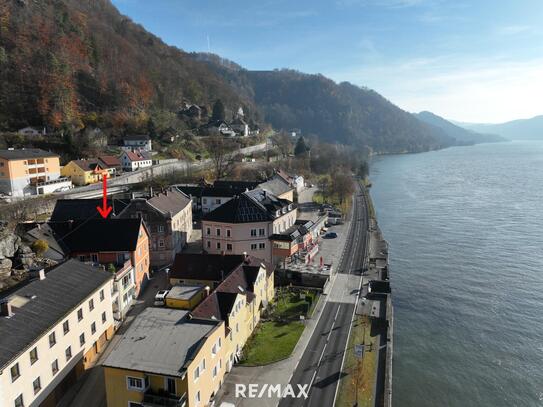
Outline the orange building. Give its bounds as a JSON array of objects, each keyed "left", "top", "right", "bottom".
[
  {"left": 0, "top": 148, "right": 61, "bottom": 196},
  {"left": 49, "top": 218, "right": 151, "bottom": 296}
]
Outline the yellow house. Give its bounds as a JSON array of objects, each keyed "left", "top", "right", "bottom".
[
  {"left": 61, "top": 159, "right": 104, "bottom": 186},
  {"left": 103, "top": 308, "right": 227, "bottom": 407},
  {"left": 189, "top": 255, "right": 275, "bottom": 368},
  {"left": 165, "top": 285, "right": 208, "bottom": 310},
  {"left": 0, "top": 148, "right": 61, "bottom": 197}
]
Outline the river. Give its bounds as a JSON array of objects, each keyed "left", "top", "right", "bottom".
[{"left": 370, "top": 140, "right": 543, "bottom": 407}]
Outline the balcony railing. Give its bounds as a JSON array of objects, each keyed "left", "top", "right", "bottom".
[{"left": 142, "top": 391, "right": 187, "bottom": 407}]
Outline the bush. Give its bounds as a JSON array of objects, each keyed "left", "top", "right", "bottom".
[{"left": 31, "top": 240, "right": 49, "bottom": 256}]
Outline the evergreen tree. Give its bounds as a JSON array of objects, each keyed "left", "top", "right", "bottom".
[
  {"left": 212, "top": 99, "right": 226, "bottom": 122},
  {"left": 294, "top": 136, "right": 310, "bottom": 157}
]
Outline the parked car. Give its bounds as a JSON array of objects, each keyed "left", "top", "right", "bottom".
[
  {"left": 324, "top": 232, "right": 338, "bottom": 239},
  {"left": 154, "top": 289, "right": 169, "bottom": 306}
]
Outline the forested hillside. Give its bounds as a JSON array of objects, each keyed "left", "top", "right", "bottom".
[
  {"left": 0, "top": 0, "right": 259, "bottom": 133},
  {"left": 2, "top": 0, "right": 456, "bottom": 154}
]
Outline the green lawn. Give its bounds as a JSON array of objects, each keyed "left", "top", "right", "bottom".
[
  {"left": 239, "top": 290, "right": 317, "bottom": 366},
  {"left": 239, "top": 321, "right": 304, "bottom": 366}
]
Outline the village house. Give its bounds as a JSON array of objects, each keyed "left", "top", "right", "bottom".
[
  {"left": 189, "top": 253, "right": 274, "bottom": 367},
  {"left": 117, "top": 188, "right": 193, "bottom": 267},
  {"left": 102, "top": 308, "right": 226, "bottom": 407},
  {"left": 120, "top": 150, "right": 152, "bottom": 172},
  {"left": 17, "top": 126, "right": 46, "bottom": 137},
  {"left": 122, "top": 134, "right": 152, "bottom": 152},
  {"left": 97, "top": 155, "right": 122, "bottom": 176},
  {"left": 177, "top": 181, "right": 259, "bottom": 214},
  {"left": 231, "top": 116, "right": 249, "bottom": 137},
  {"left": 48, "top": 218, "right": 150, "bottom": 298},
  {"left": 0, "top": 260, "right": 114, "bottom": 407},
  {"left": 61, "top": 159, "right": 105, "bottom": 186},
  {"left": 201, "top": 189, "right": 297, "bottom": 264},
  {"left": 0, "top": 148, "right": 61, "bottom": 197}
]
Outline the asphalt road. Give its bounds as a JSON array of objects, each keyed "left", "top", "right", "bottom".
[{"left": 280, "top": 183, "right": 369, "bottom": 407}]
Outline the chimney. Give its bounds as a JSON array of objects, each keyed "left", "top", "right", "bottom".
[
  {"left": 149, "top": 186, "right": 153, "bottom": 197},
  {"left": 1, "top": 300, "right": 13, "bottom": 317},
  {"left": 243, "top": 251, "right": 249, "bottom": 263},
  {"left": 204, "top": 286, "right": 211, "bottom": 297},
  {"left": 38, "top": 269, "right": 45, "bottom": 280}
]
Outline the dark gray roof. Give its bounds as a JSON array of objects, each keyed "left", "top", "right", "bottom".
[
  {"left": 258, "top": 177, "right": 293, "bottom": 196},
  {"left": 147, "top": 189, "right": 191, "bottom": 215},
  {"left": 0, "top": 259, "right": 112, "bottom": 370},
  {"left": 50, "top": 198, "right": 129, "bottom": 222},
  {"left": 202, "top": 189, "right": 293, "bottom": 224},
  {"left": 124, "top": 134, "right": 150, "bottom": 141},
  {"left": 102, "top": 308, "right": 219, "bottom": 377},
  {"left": 0, "top": 148, "right": 58, "bottom": 160}
]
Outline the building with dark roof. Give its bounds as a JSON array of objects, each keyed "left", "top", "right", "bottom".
[
  {"left": 122, "top": 134, "right": 152, "bottom": 151},
  {"left": 60, "top": 159, "right": 106, "bottom": 186},
  {"left": 102, "top": 307, "right": 226, "bottom": 407},
  {"left": 0, "top": 148, "right": 61, "bottom": 197},
  {"left": 0, "top": 259, "right": 115, "bottom": 407},
  {"left": 201, "top": 189, "right": 297, "bottom": 264},
  {"left": 117, "top": 188, "right": 192, "bottom": 267},
  {"left": 50, "top": 198, "right": 129, "bottom": 222},
  {"left": 46, "top": 218, "right": 151, "bottom": 297}
]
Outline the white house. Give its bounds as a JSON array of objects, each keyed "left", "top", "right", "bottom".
[
  {"left": 120, "top": 150, "right": 152, "bottom": 172},
  {"left": 122, "top": 135, "right": 152, "bottom": 152},
  {"left": 18, "top": 127, "right": 45, "bottom": 137}
]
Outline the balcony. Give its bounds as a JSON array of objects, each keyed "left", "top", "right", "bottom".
[{"left": 142, "top": 391, "right": 187, "bottom": 407}]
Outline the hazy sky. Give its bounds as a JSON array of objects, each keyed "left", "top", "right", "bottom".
[{"left": 112, "top": 0, "right": 543, "bottom": 123}]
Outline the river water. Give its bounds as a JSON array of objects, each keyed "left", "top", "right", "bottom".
[{"left": 370, "top": 140, "right": 543, "bottom": 407}]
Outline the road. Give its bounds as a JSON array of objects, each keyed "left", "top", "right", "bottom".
[{"left": 279, "top": 182, "right": 369, "bottom": 407}]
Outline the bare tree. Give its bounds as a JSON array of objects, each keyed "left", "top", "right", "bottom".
[
  {"left": 205, "top": 135, "right": 238, "bottom": 180},
  {"left": 272, "top": 132, "right": 293, "bottom": 158},
  {"left": 331, "top": 173, "right": 354, "bottom": 205}
]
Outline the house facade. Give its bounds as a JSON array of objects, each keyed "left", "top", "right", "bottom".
[
  {"left": 0, "top": 149, "right": 61, "bottom": 197},
  {"left": 120, "top": 150, "right": 152, "bottom": 172},
  {"left": 103, "top": 308, "right": 226, "bottom": 407},
  {"left": 61, "top": 159, "right": 105, "bottom": 186},
  {"left": 122, "top": 135, "right": 152, "bottom": 152},
  {"left": 49, "top": 218, "right": 151, "bottom": 297},
  {"left": 202, "top": 189, "right": 297, "bottom": 264},
  {"left": 117, "top": 189, "right": 193, "bottom": 267},
  {"left": 97, "top": 155, "right": 122, "bottom": 176},
  {"left": 0, "top": 260, "right": 114, "bottom": 407}
]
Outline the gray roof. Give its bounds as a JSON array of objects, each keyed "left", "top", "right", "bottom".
[
  {"left": 0, "top": 260, "right": 112, "bottom": 370},
  {"left": 0, "top": 148, "right": 58, "bottom": 160},
  {"left": 167, "top": 285, "right": 205, "bottom": 301},
  {"left": 102, "top": 308, "right": 219, "bottom": 377},
  {"left": 258, "top": 177, "right": 293, "bottom": 196}
]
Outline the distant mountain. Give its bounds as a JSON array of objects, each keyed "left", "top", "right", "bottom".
[
  {"left": 458, "top": 116, "right": 543, "bottom": 140},
  {"left": 195, "top": 60, "right": 456, "bottom": 154},
  {"left": 414, "top": 111, "right": 506, "bottom": 144}
]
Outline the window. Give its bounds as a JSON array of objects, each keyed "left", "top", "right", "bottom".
[
  {"left": 259, "top": 243, "right": 266, "bottom": 250},
  {"left": 251, "top": 243, "right": 257, "bottom": 250},
  {"left": 51, "top": 360, "right": 59, "bottom": 375},
  {"left": 158, "top": 225, "right": 164, "bottom": 232},
  {"left": 33, "top": 377, "right": 41, "bottom": 394},
  {"left": 227, "top": 243, "right": 233, "bottom": 251},
  {"left": 49, "top": 332, "right": 56, "bottom": 348},
  {"left": 89, "top": 299, "right": 94, "bottom": 312},
  {"left": 102, "top": 311, "right": 107, "bottom": 323},
  {"left": 126, "top": 376, "right": 148, "bottom": 391},
  {"left": 65, "top": 346, "right": 72, "bottom": 361},
  {"left": 216, "top": 228, "right": 221, "bottom": 236},
  {"left": 10, "top": 363, "right": 20, "bottom": 382},
  {"left": 80, "top": 333, "right": 85, "bottom": 346},
  {"left": 236, "top": 323, "right": 239, "bottom": 333},
  {"left": 259, "top": 228, "right": 265, "bottom": 236},
  {"left": 99, "top": 289, "right": 105, "bottom": 301},
  {"left": 29, "top": 347, "right": 38, "bottom": 365},
  {"left": 213, "top": 365, "right": 218, "bottom": 378},
  {"left": 158, "top": 239, "right": 164, "bottom": 248},
  {"left": 206, "top": 240, "right": 211, "bottom": 249},
  {"left": 250, "top": 229, "right": 257, "bottom": 237},
  {"left": 212, "top": 343, "right": 217, "bottom": 356},
  {"left": 14, "top": 394, "right": 23, "bottom": 407},
  {"left": 203, "top": 198, "right": 207, "bottom": 204},
  {"left": 77, "top": 308, "right": 83, "bottom": 321},
  {"left": 166, "top": 377, "right": 176, "bottom": 394},
  {"left": 216, "top": 198, "right": 222, "bottom": 205},
  {"left": 195, "top": 391, "right": 201, "bottom": 405},
  {"left": 193, "top": 366, "right": 200, "bottom": 381},
  {"left": 91, "top": 322, "right": 96, "bottom": 335},
  {"left": 216, "top": 242, "right": 221, "bottom": 250},
  {"left": 206, "top": 227, "right": 211, "bottom": 236},
  {"left": 63, "top": 320, "right": 70, "bottom": 334},
  {"left": 226, "top": 229, "right": 231, "bottom": 237},
  {"left": 91, "top": 254, "right": 98, "bottom": 263}
]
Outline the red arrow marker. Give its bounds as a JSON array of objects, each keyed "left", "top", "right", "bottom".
[{"left": 96, "top": 173, "right": 113, "bottom": 219}]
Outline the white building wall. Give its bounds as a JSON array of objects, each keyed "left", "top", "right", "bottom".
[{"left": 0, "top": 280, "right": 114, "bottom": 407}]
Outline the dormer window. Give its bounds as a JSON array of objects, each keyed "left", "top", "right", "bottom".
[{"left": 276, "top": 210, "right": 281, "bottom": 217}]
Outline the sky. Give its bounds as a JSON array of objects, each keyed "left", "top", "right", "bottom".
[{"left": 111, "top": 0, "right": 543, "bottom": 123}]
